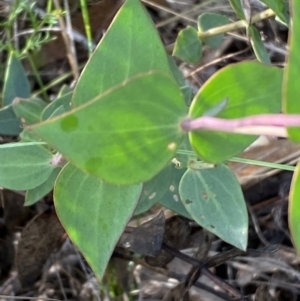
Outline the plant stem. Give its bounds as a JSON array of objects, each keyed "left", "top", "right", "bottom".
[
  {"left": 80, "top": 0, "right": 93, "bottom": 57},
  {"left": 181, "top": 114, "right": 300, "bottom": 137},
  {"left": 177, "top": 149, "right": 295, "bottom": 171},
  {"left": 53, "top": 0, "right": 80, "bottom": 80},
  {"left": 162, "top": 243, "right": 244, "bottom": 298},
  {"left": 229, "top": 157, "right": 295, "bottom": 171},
  {"left": 176, "top": 149, "right": 296, "bottom": 171},
  {"left": 198, "top": 8, "right": 275, "bottom": 39},
  {"left": 27, "top": 53, "right": 50, "bottom": 102},
  {"left": 33, "top": 62, "right": 85, "bottom": 97}
]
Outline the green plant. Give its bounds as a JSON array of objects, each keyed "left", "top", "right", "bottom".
[
  {"left": 0, "top": 0, "right": 299, "bottom": 282},
  {"left": 0, "top": 0, "right": 58, "bottom": 56}
]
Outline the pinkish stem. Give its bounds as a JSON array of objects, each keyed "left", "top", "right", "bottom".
[{"left": 181, "top": 114, "right": 300, "bottom": 134}]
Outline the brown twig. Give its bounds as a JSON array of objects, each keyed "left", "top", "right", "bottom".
[
  {"left": 161, "top": 243, "right": 244, "bottom": 299},
  {"left": 113, "top": 250, "right": 237, "bottom": 301},
  {"left": 53, "top": 0, "right": 80, "bottom": 80}
]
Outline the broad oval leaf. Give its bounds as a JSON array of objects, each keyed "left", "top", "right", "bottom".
[
  {"left": 283, "top": 0, "right": 300, "bottom": 142},
  {"left": 173, "top": 26, "right": 202, "bottom": 64},
  {"left": 289, "top": 161, "right": 300, "bottom": 254},
  {"left": 73, "top": 0, "right": 170, "bottom": 106},
  {"left": 2, "top": 53, "right": 31, "bottom": 107},
  {"left": 0, "top": 142, "right": 54, "bottom": 190},
  {"left": 31, "top": 72, "right": 186, "bottom": 185},
  {"left": 54, "top": 163, "right": 142, "bottom": 279},
  {"left": 179, "top": 165, "right": 248, "bottom": 250},
  {"left": 189, "top": 62, "right": 283, "bottom": 163}
]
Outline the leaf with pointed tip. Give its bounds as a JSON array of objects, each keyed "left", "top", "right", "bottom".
[
  {"left": 31, "top": 72, "right": 186, "bottom": 185},
  {"left": 228, "top": 0, "right": 247, "bottom": 20},
  {"left": 241, "top": 0, "right": 251, "bottom": 24},
  {"left": 173, "top": 26, "right": 202, "bottom": 64},
  {"left": 179, "top": 165, "right": 248, "bottom": 250},
  {"left": 247, "top": 26, "right": 271, "bottom": 65},
  {"left": 73, "top": 0, "right": 170, "bottom": 107},
  {"left": 54, "top": 163, "right": 142, "bottom": 279},
  {"left": 2, "top": 53, "right": 31, "bottom": 107}
]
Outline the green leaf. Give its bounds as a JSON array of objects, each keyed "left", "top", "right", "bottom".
[
  {"left": 247, "top": 26, "right": 271, "bottom": 65},
  {"left": 168, "top": 56, "right": 192, "bottom": 106},
  {"left": 289, "top": 161, "right": 300, "bottom": 254},
  {"left": 48, "top": 106, "right": 66, "bottom": 118},
  {"left": 54, "top": 163, "right": 142, "bottom": 279},
  {"left": 2, "top": 53, "right": 31, "bottom": 107},
  {"left": 189, "top": 62, "right": 283, "bottom": 163},
  {"left": 173, "top": 26, "right": 202, "bottom": 64},
  {"left": 13, "top": 97, "right": 47, "bottom": 125},
  {"left": 134, "top": 164, "right": 172, "bottom": 215},
  {"left": 159, "top": 166, "right": 192, "bottom": 219},
  {"left": 31, "top": 72, "right": 186, "bottom": 185},
  {"left": 283, "top": 0, "right": 300, "bottom": 142},
  {"left": 73, "top": 0, "right": 170, "bottom": 107},
  {"left": 260, "top": 0, "right": 289, "bottom": 25},
  {"left": 179, "top": 165, "right": 248, "bottom": 250},
  {"left": 198, "top": 13, "right": 230, "bottom": 49},
  {"left": 42, "top": 92, "right": 72, "bottom": 120},
  {"left": 57, "top": 84, "right": 73, "bottom": 97},
  {"left": 228, "top": 0, "right": 247, "bottom": 20},
  {"left": 0, "top": 105, "right": 22, "bottom": 135},
  {"left": 203, "top": 98, "right": 228, "bottom": 117},
  {"left": 25, "top": 167, "right": 61, "bottom": 206},
  {"left": 175, "top": 135, "right": 197, "bottom": 169},
  {"left": 0, "top": 142, "right": 54, "bottom": 190},
  {"left": 20, "top": 129, "right": 43, "bottom": 143}
]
